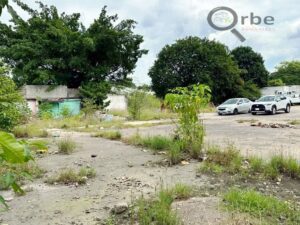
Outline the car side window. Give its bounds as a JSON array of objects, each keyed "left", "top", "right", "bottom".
[
  {"left": 238, "top": 100, "right": 243, "bottom": 104},
  {"left": 244, "top": 99, "right": 249, "bottom": 103},
  {"left": 275, "top": 97, "right": 280, "bottom": 101}
]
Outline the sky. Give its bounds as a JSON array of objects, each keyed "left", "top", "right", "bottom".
[{"left": 1, "top": 0, "right": 300, "bottom": 85}]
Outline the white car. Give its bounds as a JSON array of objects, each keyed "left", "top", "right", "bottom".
[
  {"left": 251, "top": 95, "right": 291, "bottom": 115},
  {"left": 217, "top": 98, "right": 253, "bottom": 115}
]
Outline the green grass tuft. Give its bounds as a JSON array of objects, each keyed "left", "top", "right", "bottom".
[
  {"left": 224, "top": 189, "right": 300, "bottom": 224},
  {"left": 92, "top": 130, "right": 122, "bottom": 140},
  {"left": 57, "top": 138, "right": 76, "bottom": 154}
]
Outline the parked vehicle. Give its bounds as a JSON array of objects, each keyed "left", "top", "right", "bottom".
[
  {"left": 275, "top": 91, "right": 300, "bottom": 105},
  {"left": 217, "top": 98, "right": 252, "bottom": 115},
  {"left": 251, "top": 95, "right": 291, "bottom": 115}
]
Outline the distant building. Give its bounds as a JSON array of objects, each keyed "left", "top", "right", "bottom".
[
  {"left": 22, "top": 85, "right": 81, "bottom": 116},
  {"left": 22, "top": 85, "right": 128, "bottom": 116},
  {"left": 261, "top": 85, "right": 300, "bottom": 96}
]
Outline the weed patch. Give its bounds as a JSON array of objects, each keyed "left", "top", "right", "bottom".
[
  {"left": 57, "top": 138, "right": 76, "bottom": 154},
  {"left": 92, "top": 130, "right": 122, "bottom": 140},
  {"left": 45, "top": 167, "right": 96, "bottom": 185},
  {"left": 223, "top": 189, "right": 300, "bottom": 224}
]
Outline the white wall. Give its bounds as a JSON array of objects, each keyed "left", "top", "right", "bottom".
[{"left": 106, "top": 95, "right": 127, "bottom": 111}]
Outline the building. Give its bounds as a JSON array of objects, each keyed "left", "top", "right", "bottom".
[
  {"left": 261, "top": 85, "right": 300, "bottom": 96},
  {"left": 22, "top": 85, "right": 81, "bottom": 116}
]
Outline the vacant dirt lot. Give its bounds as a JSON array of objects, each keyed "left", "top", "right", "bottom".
[
  {"left": 123, "top": 105, "right": 300, "bottom": 159},
  {"left": 1, "top": 106, "right": 299, "bottom": 225}
]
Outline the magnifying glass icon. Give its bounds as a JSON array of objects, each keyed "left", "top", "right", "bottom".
[{"left": 207, "top": 6, "right": 246, "bottom": 42}]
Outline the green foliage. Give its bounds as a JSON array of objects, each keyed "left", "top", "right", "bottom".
[
  {"left": 165, "top": 84, "right": 211, "bottom": 159},
  {"left": 127, "top": 90, "right": 147, "bottom": 120},
  {"left": 268, "top": 78, "right": 284, "bottom": 86},
  {"left": 149, "top": 37, "right": 243, "bottom": 103},
  {"left": 0, "top": 0, "right": 8, "bottom": 15},
  {"left": 92, "top": 130, "right": 122, "bottom": 140},
  {"left": 231, "top": 46, "right": 269, "bottom": 87},
  {"left": 81, "top": 99, "right": 98, "bottom": 118},
  {"left": 0, "top": 3, "right": 147, "bottom": 107},
  {"left": 46, "top": 167, "right": 96, "bottom": 185},
  {"left": 0, "top": 131, "right": 34, "bottom": 207},
  {"left": 12, "top": 125, "right": 48, "bottom": 138},
  {"left": 238, "top": 81, "right": 261, "bottom": 101},
  {"left": 38, "top": 102, "right": 53, "bottom": 119},
  {"left": 0, "top": 74, "right": 28, "bottom": 131},
  {"left": 199, "top": 145, "right": 300, "bottom": 181},
  {"left": 79, "top": 81, "right": 111, "bottom": 107},
  {"left": 60, "top": 105, "right": 72, "bottom": 118},
  {"left": 224, "top": 189, "right": 300, "bottom": 224},
  {"left": 271, "top": 61, "right": 300, "bottom": 85},
  {"left": 57, "top": 138, "right": 76, "bottom": 154}
]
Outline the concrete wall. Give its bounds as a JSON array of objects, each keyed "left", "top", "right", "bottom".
[
  {"left": 261, "top": 85, "right": 300, "bottom": 96},
  {"left": 22, "top": 85, "right": 68, "bottom": 99},
  {"left": 106, "top": 95, "right": 127, "bottom": 111}
]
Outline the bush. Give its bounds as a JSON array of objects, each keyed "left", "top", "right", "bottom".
[
  {"left": 127, "top": 90, "right": 147, "bottom": 120},
  {"left": 0, "top": 75, "right": 29, "bottom": 131},
  {"left": 60, "top": 106, "right": 72, "bottom": 118},
  {"left": 38, "top": 102, "right": 53, "bottom": 120},
  {"left": 165, "top": 84, "right": 211, "bottom": 159},
  {"left": 57, "top": 139, "right": 76, "bottom": 154},
  {"left": 168, "top": 141, "right": 183, "bottom": 165}
]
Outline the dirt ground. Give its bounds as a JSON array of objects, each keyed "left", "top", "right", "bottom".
[{"left": 1, "top": 106, "right": 300, "bottom": 225}]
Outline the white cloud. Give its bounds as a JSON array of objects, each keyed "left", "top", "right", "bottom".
[{"left": 1, "top": 0, "right": 300, "bottom": 84}]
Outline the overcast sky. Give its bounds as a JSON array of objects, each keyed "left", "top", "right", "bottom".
[{"left": 1, "top": 0, "right": 300, "bottom": 85}]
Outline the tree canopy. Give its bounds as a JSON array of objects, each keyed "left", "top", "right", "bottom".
[
  {"left": 149, "top": 37, "right": 259, "bottom": 103},
  {"left": 231, "top": 46, "right": 269, "bottom": 87},
  {"left": 270, "top": 61, "right": 300, "bottom": 85},
  {"left": 0, "top": 2, "right": 147, "bottom": 105}
]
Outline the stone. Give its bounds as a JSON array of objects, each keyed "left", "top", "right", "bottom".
[{"left": 111, "top": 202, "right": 128, "bottom": 214}]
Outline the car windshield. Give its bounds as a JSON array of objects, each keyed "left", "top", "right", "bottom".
[
  {"left": 258, "top": 96, "right": 275, "bottom": 102},
  {"left": 223, "top": 99, "right": 239, "bottom": 104}
]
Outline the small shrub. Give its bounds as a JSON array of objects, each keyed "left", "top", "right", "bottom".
[
  {"left": 60, "top": 106, "right": 72, "bottom": 118},
  {"left": 92, "top": 130, "right": 122, "bottom": 140},
  {"left": 46, "top": 167, "right": 96, "bottom": 185},
  {"left": 168, "top": 141, "right": 183, "bottom": 165},
  {"left": 127, "top": 90, "right": 146, "bottom": 120},
  {"left": 57, "top": 139, "right": 76, "bottom": 154}
]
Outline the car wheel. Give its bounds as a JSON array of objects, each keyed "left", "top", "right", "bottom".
[
  {"left": 270, "top": 106, "right": 276, "bottom": 115},
  {"left": 233, "top": 108, "right": 238, "bottom": 115},
  {"left": 285, "top": 104, "right": 291, "bottom": 113},
  {"left": 218, "top": 112, "right": 222, "bottom": 116},
  {"left": 252, "top": 112, "right": 257, "bottom": 115}
]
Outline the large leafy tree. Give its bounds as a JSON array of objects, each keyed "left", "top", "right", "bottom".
[
  {"left": 231, "top": 46, "right": 269, "bottom": 87},
  {"left": 149, "top": 37, "right": 244, "bottom": 103},
  {"left": 0, "top": 2, "right": 147, "bottom": 105},
  {"left": 270, "top": 61, "right": 300, "bottom": 85}
]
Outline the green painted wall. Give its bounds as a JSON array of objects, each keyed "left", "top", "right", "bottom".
[{"left": 50, "top": 99, "right": 81, "bottom": 117}]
